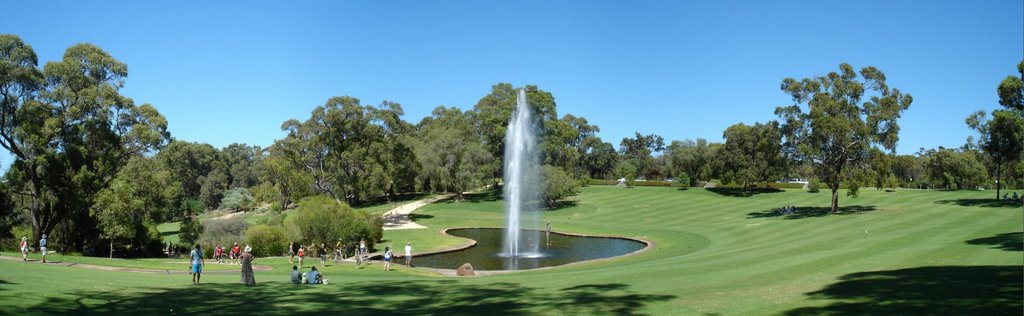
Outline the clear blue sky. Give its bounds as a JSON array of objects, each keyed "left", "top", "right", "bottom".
[{"left": 3, "top": 1, "right": 1022, "bottom": 160}]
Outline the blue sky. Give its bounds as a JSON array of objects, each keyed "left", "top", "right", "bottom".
[{"left": 2, "top": 1, "right": 1022, "bottom": 161}]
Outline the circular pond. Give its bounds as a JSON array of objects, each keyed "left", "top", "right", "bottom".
[{"left": 413, "top": 228, "right": 648, "bottom": 271}]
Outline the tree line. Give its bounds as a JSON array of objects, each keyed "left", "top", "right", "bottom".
[{"left": 0, "top": 35, "right": 1021, "bottom": 256}]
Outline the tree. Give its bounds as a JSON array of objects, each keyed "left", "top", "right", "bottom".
[
  {"left": 158, "top": 141, "right": 222, "bottom": 209},
  {"left": 541, "top": 165, "right": 579, "bottom": 208},
  {"left": 582, "top": 138, "right": 619, "bottom": 179},
  {"left": 719, "top": 122, "right": 786, "bottom": 188},
  {"left": 199, "top": 167, "right": 230, "bottom": 210},
  {"left": 261, "top": 144, "right": 313, "bottom": 210},
  {"left": 92, "top": 156, "right": 177, "bottom": 257},
  {"left": 411, "top": 106, "right": 494, "bottom": 201},
  {"left": 219, "top": 187, "right": 254, "bottom": 212},
  {"left": 245, "top": 225, "right": 287, "bottom": 257},
  {"left": 966, "top": 59, "right": 1024, "bottom": 199},
  {"left": 776, "top": 64, "right": 913, "bottom": 213},
  {"left": 221, "top": 143, "right": 262, "bottom": 189},
  {"left": 666, "top": 139, "right": 720, "bottom": 187},
  {"left": 867, "top": 148, "right": 899, "bottom": 190},
  {"left": 0, "top": 36, "right": 170, "bottom": 250},
  {"left": 924, "top": 148, "right": 988, "bottom": 190},
  {"left": 619, "top": 132, "right": 665, "bottom": 179},
  {"left": 471, "top": 83, "right": 559, "bottom": 178}
]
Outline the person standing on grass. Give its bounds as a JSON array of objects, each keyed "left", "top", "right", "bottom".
[
  {"left": 383, "top": 246, "right": 393, "bottom": 271},
  {"left": 359, "top": 238, "right": 367, "bottom": 257},
  {"left": 240, "top": 247, "right": 256, "bottom": 286},
  {"left": 334, "top": 239, "right": 343, "bottom": 262},
  {"left": 20, "top": 237, "right": 28, "bottom": 261},
  {"left": 288, "top": 241, "right": 296, "bottom": 264},
  {"left": 297, "top": 245, "right": 305, "bottom": 268},
  {"left": 189, "top": 244, "right": 205, "bottom": 285},
  {"left": 320, "top": 243, "right": 328, "bottom": 267},
  {"left": 404, "top": 243, "right": 412, "bottom": 267},
  {"left": 231, "top": 243, "right": 241, "bottom": 265},
  {"left": 214, "top": 245, "right": 223, "bottom": 264},
  {"left": 39, "top": 234, "right": 47, "bottom": 263}
]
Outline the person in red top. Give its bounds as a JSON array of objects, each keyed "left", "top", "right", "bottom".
[
  {"left": 231, "top": 243, "right": 241, "bottom": 265},
  {"left": 214, "top": 245, "right": 223, "bottom": 264},
  {"left": 20, "top": 237, "right": 28, "bottom": 261},
  {"left": 297, "top": 245, "right": 306, "bottom": 268}
]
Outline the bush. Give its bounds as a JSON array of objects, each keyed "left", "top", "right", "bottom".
[
  {"left": 587, "top": 179, "right": 620, "bottom": 186},
  {"left": 542, "top": 165, "right": 579, "bottom": 208},
  {"left": 245, "top": 225, "right": 288, "bottom": 257},
  {"left": 1, "top": 224, "right": 33, "bottom": 251},
  {"left": 674, "top": 173, "right": 691, "bottom": 188},
  {"left": 808, "top": 179, "right": 821, "bottom": 193},
  {"left": 284, "top": 195, "right": 383, "bottom": 251},
  {"left": 219, "top": 187, "right": 254, "bottom": 212},
  {"left": 199, "top": 217, "right": 248, "bottom": 250},
  {"left": 629, "top": 180, "right": 674, "bottom": 187}
]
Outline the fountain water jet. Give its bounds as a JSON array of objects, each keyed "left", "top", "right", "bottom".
[{"left": 501, "top": 89, "right": 542, "bottom": 269}]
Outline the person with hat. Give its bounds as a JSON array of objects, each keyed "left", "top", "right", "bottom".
[{"left": 39, "top": 234, "right": 48, "bottom": 263}]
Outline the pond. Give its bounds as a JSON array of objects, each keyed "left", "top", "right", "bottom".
[{"left": 413, "top": 228, "right": 648, "bottom": 271}]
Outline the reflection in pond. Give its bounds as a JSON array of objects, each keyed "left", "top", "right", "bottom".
[{"left": 414, "top": 228, "right": 647, "bottom": 270}]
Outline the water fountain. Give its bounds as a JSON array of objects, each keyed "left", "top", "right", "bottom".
[{"left": 501, "top": 89, "right": 543, "bottom": 269}]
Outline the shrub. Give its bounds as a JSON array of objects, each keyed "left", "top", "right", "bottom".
[
  {"left": 199, "top": 217, "right": 248, "bottom": 250},
  {"left": 245, "top": 225, "right": 288, "bottom": 257},
  {"left": 808, "top": 179, "right": 821, "bottom": 193},
  {"left": 674, "top": 173, "right": 691, "bottom": 188},
  {"left": 587, "top": 179, "right": 620, "bottom": 186},
  {"left": 219, "top": 187, "right": 254, "bottom": 212},
  {"left": 542, "top": 165, "right": 579, "bottom": 208},
  {"left": 284, "top": 195, "right": 382, "bottom": 251},
  {"left": 1, "top": 224, "right": 32, "bottom": 251}
]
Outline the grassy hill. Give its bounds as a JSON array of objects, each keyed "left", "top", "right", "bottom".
[{"left": 2, "top": 186, "right": 1021, "bottom": 315}]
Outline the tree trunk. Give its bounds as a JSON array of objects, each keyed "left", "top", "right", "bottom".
[
  {"left": 995, "top": 163, "right": 1001, "bottom": 200},
  {"left": 110, "top": 240, "right": 114, "bottom": 259},
  {"left": 830, "top": 187, "right": 840, "bottom": 213}
]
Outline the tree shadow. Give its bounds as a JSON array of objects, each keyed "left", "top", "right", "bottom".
[
  {"left": 407, "top": 213, "right": 434, "bottom": 221},
  {"left": 16, "top": 280, "right": 675, "bottom": 315},
  {"left": 446, "top": 190, "right": 502, "bottom": 204},
  {"left": 935, "top": 199, "right": 1022, "bottom": 208},
  {"left": 706, "top": 187, "right": 782, "bottom": 197},
  {"left": 359, "top": 192, "right": 431, "bottom": 208},
  {"left": 544, "top": 201, "right": 578, "bottom": 211},
  {"left": 966, "top": 232, "right": 1023, "bottom": 252},
  {"left": 746, "top": 205, "right": 877, "bottom": 220},
  {"left": 784, "top": 266, "right": 1023, "bottom": 315},
  {"left": 0, "top": 279, "right": 15, "bottom": 292}
]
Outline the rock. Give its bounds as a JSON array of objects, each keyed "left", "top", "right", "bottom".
[{"left": 456, "top": 263, "right": 475, "bottom": 276}]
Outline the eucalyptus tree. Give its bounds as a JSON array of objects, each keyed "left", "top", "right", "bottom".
[
  {"left": 966, "top": 59, "right": 1024, "bottom": 199},
  {"left": 666, "top": 138, "right": 720, "bottom": 187},
  {"left": 157, "top": 141, "right": 222, "bottom": 210},
  {"left": 0, "top": 35, "right": 170, "bottom": 248},
  {"left": 92, "top": 156, "right": 178, "bottom": 257},
  {"left": 280, "top": 96, "right": 413, "bottom": 205},
  {"left": 776, "top": 64, "right": 912, "bottom": 213},
  {"left": 411, "top": 106, "right": 494, "bottom": 201},
  {"left": 582, "top": 138, "right": 619, "bottom": 179},
  {"left": 619, "top": 132, "right": 665, "bottom": 179},
  {"left": 719, "top": 122, "right": 785, "bottom": 188},
  {"left": 471, "top": 83, "right": 558, "bottom": 177}
]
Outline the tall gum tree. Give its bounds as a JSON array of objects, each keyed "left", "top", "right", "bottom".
[{"left": 775, "top": 63, "right": 912, "bottom": 213}]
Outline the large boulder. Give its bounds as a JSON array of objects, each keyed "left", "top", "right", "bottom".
[{"left": 456, "top": 263, "right": 475, "bottom": 276}]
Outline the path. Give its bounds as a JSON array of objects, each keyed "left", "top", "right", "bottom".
[
  {"left": 383, "top": 194, "right": 453, "bottom": 230},
  {"left": 0, "top": 255, "right": 272, "bottom": 274}
]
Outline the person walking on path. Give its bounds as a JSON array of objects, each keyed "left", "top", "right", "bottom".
[
  {"left": 383, "top": 246, "right": 393, "bottom": 271},
  {"left": 319, "top": 243, "right": 328, "bottom": 267},
  {"left": 189, "top": 244, "right": 205, "bottom": 285},
  {"left": 404, "top": 243, "right": 412, "bottom": 267},
  {"left": 20, "top": 237, "right": 28, "bottom": 261},
  {"left": 39, "top": 234, "right": 48, "bottom": 263},
  {"left": 214, "top": 245, "right": 223, "bottom": 264},
  {"left": 240, "top": 248, "right": 256, "bottom": 286},
  {"left": 288, "top": 241, "right": 296, "bottom": 264},
  {"left": 297, "top": 245, "right": 305, "bottom": 268}
]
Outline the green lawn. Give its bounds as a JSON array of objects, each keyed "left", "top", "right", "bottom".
[{"left": 3, "top": 187, "right": 1022, "bottom": 315}]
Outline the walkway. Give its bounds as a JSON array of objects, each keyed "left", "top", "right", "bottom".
[
  {"left": 0, "top": 255, "right": 272, "bottom": 274},
  {"left": 382, "top": 193, "right": 452, "bottom": 230}
]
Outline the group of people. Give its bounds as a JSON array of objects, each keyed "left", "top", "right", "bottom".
[
  {"left": 1002, "top": 192, "right": 1021, "bottom": 201},
  {"left": 287, "top": 238, "right": 378, "bottom": 268},
  {"left": 212, "top": 243, "right": 245, "bottom": 264},
  {"left": 17, "top": 234, "right": 47, "bottom": 263},
  {"left": 776, "top": 205, "right": 798, "bottom": 215},
  {"left": 189, "top": 243, "right": 256, "bottom": 286}
]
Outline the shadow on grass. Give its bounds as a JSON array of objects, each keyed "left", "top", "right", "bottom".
[
  {"left": 545, "top": 201, "right": 578, "bottom": 211},
  {"left": 441, "top": 190, "right": 502, "bottom": 204},
  {"left": 358, "top": 192, "right": 431, "bottom": 208},
  {"left": 966, "top": 232, "right": 1023, "bottom": 252},
  {"left": 935, "top": 199, "right": 1022, "bottom": 208},
  {"left": 785, "top": 265, "right": 1023, "bottom": 315},
  {"left": 19, "top": 280, "right": 675, "bottom": 315},
  {"left": 706, "top": 187, "right": 782, "bottom": 197},
  {"left": 407, "top": 213, "right": 434, "bottom": 221},
  {"left": 746, "top": 205, "right": 878, "bottom": 220}
]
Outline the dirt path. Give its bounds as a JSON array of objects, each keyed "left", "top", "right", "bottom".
[
  {"left": 0, "top": 255, "right": 272, "bottom": 274},
  {"left": 382, "top": 194, "right": 453, "bottom": 230}
]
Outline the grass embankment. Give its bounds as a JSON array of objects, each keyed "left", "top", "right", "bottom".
[{"left": 2, "top": 187, "right": 1021, "bottom": 315}]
